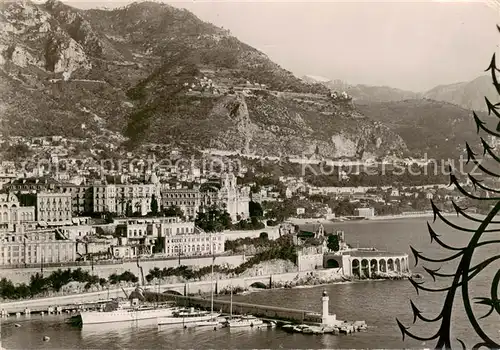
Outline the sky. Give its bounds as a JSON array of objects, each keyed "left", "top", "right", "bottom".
[{"left": 61, "top": 0, "right": 500, "bottom": 92}]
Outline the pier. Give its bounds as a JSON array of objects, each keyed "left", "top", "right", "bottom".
[{"left": 165, "top": 294, "right": 317, "bottom": 323}]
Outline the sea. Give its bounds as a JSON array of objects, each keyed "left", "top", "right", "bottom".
[{"left": 2, "top": 216, "right": 500, "bottom": 349}]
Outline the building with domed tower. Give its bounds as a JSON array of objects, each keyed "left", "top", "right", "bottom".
[{"left": 204, "top": 173, "right": 250, "bottom": 221}]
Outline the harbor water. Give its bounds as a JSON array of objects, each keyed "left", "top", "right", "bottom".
[{"left": 2, "top": 217, "right": 499, "bottom": 349}]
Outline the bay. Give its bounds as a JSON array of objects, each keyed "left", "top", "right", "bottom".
[{"left": 2, "top": 216, "right": 500, "bottom": 349}]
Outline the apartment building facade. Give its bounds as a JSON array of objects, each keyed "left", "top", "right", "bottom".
[
  {"left": 36, "top": 192, "right": 72, "bottom": 224},
  {"left": 93, "top": 184, "right": 158, "bottom": 216},
  {"left": 0, "top": 229, "right": 76, "bottom": 266}
]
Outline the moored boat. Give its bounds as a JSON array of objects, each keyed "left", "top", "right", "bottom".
[
  {"left": 78, "top": 303, "right": 180, "bottom": 325},
  {"left": 157, "top": 308, "right": 220, "bottom": 326},
  {"left": 194, "top": 319, "right": 222, "bottom": 329},
  {"left": 228, "top": 315, "right": 264, "bottom": 328}
]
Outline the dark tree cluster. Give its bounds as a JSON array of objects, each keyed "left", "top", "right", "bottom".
[
  {"left": 195, "top": 205, "right": 232, "bottom": 232},
  {"left": 0, "top": 268, "right": 107, "bottom": 300}
]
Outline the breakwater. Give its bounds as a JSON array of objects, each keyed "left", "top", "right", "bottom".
[{"left": 165, "top": 294, "right": 317, "bottom": 324}]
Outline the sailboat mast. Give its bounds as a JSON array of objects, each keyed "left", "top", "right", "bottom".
[
  {"left": 230, "top": 280, "right": 233, "bottom": 318},
  {"left": 210, "top": 232, "right": 214, "bottom": 316}
]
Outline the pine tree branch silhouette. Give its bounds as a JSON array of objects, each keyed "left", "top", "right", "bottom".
[{"left": 397, "top": 25, "right": 500, "bottom": 350}]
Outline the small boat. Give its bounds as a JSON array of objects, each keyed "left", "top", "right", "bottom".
[
  {"left": 308, "top": 326, "right": 324, "bottom": 334},
  {"left": 228, "top": 315, "right": 264, "bottom": 328},
  {"left": 292, "top": 324, "right": 311, "bottom": 333},
  {"left": 194, "top": 319, "right": 222, "bottom": 329},
  {"left": 158, "top": 308, "right": 220, "bottom": 326},
  {"left": 302, "top": 327, "right": 313, "bottom": 334},
  {"left": 322, "top": 326, "right": 335, "bottom": 334},
  {"left": 282, "top": 324, "right": 295, "bottom": 333},
  {"left": 267, "top": 321, "right": 277, "bottom": 328}
]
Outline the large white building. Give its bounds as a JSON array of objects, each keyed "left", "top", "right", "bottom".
[
  {"left": 112, "top": 216, "right": 225, "bottom": 259},
  {"left": 92, "top": 183, "right": 159, "bottom": 216},
  {"left": 0, "top": 229, "right": 76, "bottom": 266}
]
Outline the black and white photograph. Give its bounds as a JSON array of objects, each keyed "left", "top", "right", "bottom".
[{"left": 0, "top": 0, "right": 500, "bottom": 348}]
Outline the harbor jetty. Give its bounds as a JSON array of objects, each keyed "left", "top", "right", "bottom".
[
  {"left": 1, "top": 287, "right": 366, "bottom": 336},
  {"left": 163, "top": 289, "right": 366, "bottom": 333}
]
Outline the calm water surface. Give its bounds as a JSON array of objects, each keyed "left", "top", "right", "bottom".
[{"left": 2, "top": 217, "right": 500, "bottom": 349}]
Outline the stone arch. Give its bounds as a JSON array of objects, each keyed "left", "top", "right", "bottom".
[
  {"left": 379, "top": 259, "right": 387, "bottom": 273},
  {"left": 370, "top": 259, "right": 378, "bottom": 275},
  {"left": 163, "top": 290, "right": 182, "bottom": 296},
  {"left": 402, "top": 257, "right": 408, "bottom": 272},
  {"left": 249, "top": 282, "right": 267, "bottom": 289},
  {"left": 326, "top": 259, "right": 340, "bottom": 268},
  {"left": 387, "top": 258, "right": 394, "bottom": 272},
  {"left": 351, "top": 259, "right": 360, "bottom": 277},
  {"left": 395, "top": 258, "right": 401, "bottom": 272},
  {"left": 361, "top": 259, "right": 370, "bottom": 278}
]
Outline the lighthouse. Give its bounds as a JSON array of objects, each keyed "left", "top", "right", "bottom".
[{"left": 321, "top": 290, "right": 337, "bottom": 326}]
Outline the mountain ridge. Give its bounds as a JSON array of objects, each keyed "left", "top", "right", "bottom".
[
  {"left": 302, "top": 74, "right": 496, "bottom": 111},
  {"left": 0, "top": 0, "right": 410, "bottom": 160},
  {"left": 1, "top": 0, "right": 492, "bottom": 162}
]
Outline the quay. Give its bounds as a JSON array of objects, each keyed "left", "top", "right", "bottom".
[
  {"left": 1, "top": 287, "right": 366, "bottom": 334},
  {"left": 159, "top": 290, "right": 365, "bottom": 331}
]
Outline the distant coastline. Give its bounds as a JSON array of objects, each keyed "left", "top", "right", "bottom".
[{"left": 288, "top": 211, "right": 479, "bottom": 225}]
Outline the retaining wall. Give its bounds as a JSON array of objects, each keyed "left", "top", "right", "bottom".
[
  {"left": 1, "top": 255, "right": 251, "bottom": 284},
  {"left": 1, "top": 269, "right": 343, "bottom": 314}
]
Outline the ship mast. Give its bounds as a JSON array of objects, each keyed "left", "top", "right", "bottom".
[
  {"left": 210, "top": 232, "right": 214, "bottom": 319},
  {"left": 230, "top": 280, "right": 233, "bottom": 319}
]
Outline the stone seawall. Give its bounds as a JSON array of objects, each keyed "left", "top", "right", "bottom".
[
  {"left": 1, "top": 269, "right": 344, "bottom": 314},
  {"left": 1, "top": 255, "right": 251, "bottom": 284},
  {"left": 223, "top": 226, "right": 280, "bottom": 241}
]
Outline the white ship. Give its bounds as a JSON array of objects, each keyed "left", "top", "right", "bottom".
[
  {"left": 80, "top": 304, "right": 180, "bottom": 325},
  {"left": 157, "top": 308, "right": 220, "bottom": 326},
  {"left": 228, "top": 315, "right": 264, "bottom": 328}
]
